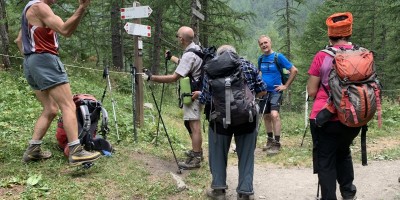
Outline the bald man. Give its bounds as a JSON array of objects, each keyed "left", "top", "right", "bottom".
[{"left": 142, "top": 26, "right": 203, "bottom": 169}]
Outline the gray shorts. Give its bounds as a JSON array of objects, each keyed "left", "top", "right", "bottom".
[
  {"left": 183, "top": 99, "right": 202, "bottom": 120},
  {"left": 258, "top": 92, "right": 282, "bottom": 114},
  {"left": 23, "top": 53, "right": 69, "bottom": 90}
]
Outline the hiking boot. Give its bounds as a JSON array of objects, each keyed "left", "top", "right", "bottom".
[
  {"left": 266, "top": 141, "right": 281, "bottom": 155},
  {"left": 206, "top": 188, "right": 226, "bottom": 200},
  {"left": 343, "top": 196, "right": 357, "bottom": 200},
  {"left": 185, "top": 150, "right": 204, "bottom": 161},
  {"left": 22, "top": 144, "right": 52, "bottom": 163},
  {"left": 262, "top": 138, "right": 275, "bottom": 151},
  {"left": 178, "top": 155, "right": 201, "bottom": 169},
  {"left": 68, "top": 145, "right": 101, "bottom": 166},
  {"left": 237, "top": 193, "right": 254, "bottom": 200}
]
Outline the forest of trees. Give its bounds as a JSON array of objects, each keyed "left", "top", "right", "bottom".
[{"left": 1, "top": 0, "right": 399, "bottom": 106}]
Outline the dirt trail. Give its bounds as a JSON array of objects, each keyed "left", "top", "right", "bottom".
[{"left": 225, "top": 160, "right": 400, "bottom": 200}]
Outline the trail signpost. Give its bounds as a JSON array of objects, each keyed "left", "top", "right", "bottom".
[{"left": 121, "top": 1, "right": 152, "bottom": 141}]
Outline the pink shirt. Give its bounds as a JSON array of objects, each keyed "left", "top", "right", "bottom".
[{"left": 308, "top": 44, "right": 353, "bottom": 119}]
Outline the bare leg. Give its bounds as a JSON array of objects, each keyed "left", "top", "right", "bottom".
[
  {"left": 31, "top": 90, "right": 59, "bottom": 140},
  {"left": 189, "top": 120, "right": 202, "bottom": 152},
  {"left": 47, "top": 83, "right": 78, "bottom": 142},
  {"left": 270, "top": 110, "right": 281, "bottom": 137}
]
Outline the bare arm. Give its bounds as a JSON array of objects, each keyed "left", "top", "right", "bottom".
[
  {"left": 14, "top": 30, "right": 23, "bottom": 55},
  {"left": 31, "top": 0, "right": 89, "bottom": 37},
  {"left": 307, "top": 75, "right": 320, "bottom": 98},
  {"left": 150, "top": 72, "right": 181, "bottom": 83},
  {"left": 274, "top": 65, "right": 298, "bottom": 92}
]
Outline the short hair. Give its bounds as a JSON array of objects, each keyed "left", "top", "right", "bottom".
[
  {"left": 216, "top": 45, "right": 236, "bottom": 55},
  {"left": 258, "top": 35, "right": 271, "bottom": 44}
]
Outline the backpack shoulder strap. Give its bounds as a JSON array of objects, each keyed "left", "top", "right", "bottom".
[
  {"left": 257, "top": 56, "right": 262, "bottom": 71},
  {"left": 320, "top": 47, "right": 337, "bottom": 57},
  {"left": 186, "top": 48, "right": 204, "bottom": 58},
  {"left": 79, "top": 104, "right": 91, "bottom": 141}
]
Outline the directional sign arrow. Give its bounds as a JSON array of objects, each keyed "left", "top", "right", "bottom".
[
  {"left": 120, "top": 6, "right": 153, "bottom": 19},
  {"left": 124, "top": 22, "right": 151, "bottom": 37}
]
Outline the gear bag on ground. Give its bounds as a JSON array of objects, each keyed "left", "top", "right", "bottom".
[{"left": 56, "top": 94, "right": 113, "bottom": 157}]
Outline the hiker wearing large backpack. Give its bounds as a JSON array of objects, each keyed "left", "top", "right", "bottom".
[
  {"left": 257, "top": 35, "right": 298, "bottom": 155},
  {"left": 142, "top": 26, "right": 204, "bottom": 169},
  {"left": 197, "top": 45, "right": 267, "bottom": 200},
  {"left": 17, "top": 0, "right": 102, "bottom": 166},
  {"left": 307, "top": 12, "right": 366, "bottom": 200}
]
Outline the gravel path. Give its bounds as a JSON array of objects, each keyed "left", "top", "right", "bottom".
[{"left": 225, "top": 160, "right": 400, "bottom": 200}]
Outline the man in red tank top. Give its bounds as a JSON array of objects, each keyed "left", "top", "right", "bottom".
[{"left": 15, "top": 0, "right": 101, "bottom": 166}]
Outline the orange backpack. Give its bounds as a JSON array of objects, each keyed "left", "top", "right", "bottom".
[{"left": 322, "top": 46, "right": 382, "bottom": 127}]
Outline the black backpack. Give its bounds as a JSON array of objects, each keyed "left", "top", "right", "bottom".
[
  {"left": 204, "top": 51, "right": 257, "bottom": 128},
  {"left": 56, "top": 94, "right": 112, "bottom": 155},
  {"left": 186, "top": 46, "right": 216, "bottom": 91}
]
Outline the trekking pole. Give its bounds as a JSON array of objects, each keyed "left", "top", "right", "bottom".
[
  {"left": 103, "top": 66, "right": 121, "bottom": 143},
  {"left": 301, "top": 88, "right": 309, "bottom": 147},
  {"left": 131, "top": 64, "right": 137, "bottom": 142},
  {"left": 148, "top": 83, "right": 182, "bottom": 174},
  {"left": 155, "top": 58, "right": 169, "bottom": 146},
  {"left": 257, "top": 94, "right": 268, "bottom": 131}
]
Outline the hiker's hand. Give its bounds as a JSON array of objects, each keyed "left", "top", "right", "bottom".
[
  {"left": 274, "top": 84, "right": 287, "bottom": 92},
  {"left": 165, "top": 50, "right": 172, "bottom": 60},
  {"left": 79, "top": 0, "right": 90, "bottom": 9},
  {"left": 191, "top": 91, "right": 201, "bottom": 100},
  {"left": 142, "top": 69, "right": 152, "bottom": 81}
]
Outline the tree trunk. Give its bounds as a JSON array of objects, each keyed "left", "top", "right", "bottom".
[
  {"left": 200, "top": 0, "right": 208, "bottom": 46},
  {"left": 111, "top": 1, "right": 124, "bottom": 71},
  {"left": 191, "top": 0, "right": 200, "bottom": 45},
  {"left": 285, "top": 0, "right": 291, "bottom": 110},
  {"left": 0, "top": 0, "right": 11, "bottom": 70},
  {"left": 151, "top": 6, "right": 163, "bottom": 75}
]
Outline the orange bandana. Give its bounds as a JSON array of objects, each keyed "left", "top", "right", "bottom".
[{"left": 326, "top": 12, "right": 353, "bottom": 37}]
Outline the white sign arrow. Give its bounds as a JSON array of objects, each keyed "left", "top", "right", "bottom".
[
  {"left": 120, "top": 6, "right": 153, "bottom": 19},
  {"left": 124, "top": 22, "right": 151, "bottom": 37}
]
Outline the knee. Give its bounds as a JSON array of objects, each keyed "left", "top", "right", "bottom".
[
  {"left": 270, "top": 112, "right": 280, "bottom": 121},
  {"left": 44, "top": 105, "right": 59, "bottom": 120}
]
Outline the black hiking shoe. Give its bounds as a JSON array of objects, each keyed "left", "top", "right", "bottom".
[
  {"left": 178, "top": 155, "right": 201, "bottom": 169},
  {"left": 343, "top": 196, "right": 357, "bottom": 200},
  {"left": 185, "top": 150, "right": 204, "bottom": 161},
  {"left": 237, "top": 193, "right": 254, "bottom": 200},
  {"left": 68, "top": 145, "right": 101, "bottom": 166},
  {"left": 266, "top": 141, "right": 281, "bottom": 155},
  {"left": 22, "top": 144, "right": 52, "bottom": 163},
  {"left": 206, "top": 188, "right": 226, "bottom": 200},
  {"left": 262, "top": 138, "right": 275, "bottom": 151}
]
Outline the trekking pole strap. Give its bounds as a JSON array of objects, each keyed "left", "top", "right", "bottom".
[{"left": 361, "top": 125, "right": 368, "bottom": 166}]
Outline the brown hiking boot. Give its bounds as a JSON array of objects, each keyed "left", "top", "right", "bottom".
[
  {"left": 22, "top": 144, "right": 52, "bottom": 163},
  {"left": 68, "top": 145, "right": 101, "bottom": 166},
  {"left": 185, "top": 150, "right": 204, "bottom": 161},
  {"left": 206, "top": 188, "right": 226, "bottom": 200},
  {"left": 266, "top": 141, "right": 281, "bottom": 155},
  {"left": 178, "top": 154, "right": 201, "bottom": 169},
  {"left": 262, "top": 138, "right": 275, "bottom": 151}
]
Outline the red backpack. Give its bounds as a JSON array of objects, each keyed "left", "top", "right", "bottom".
[
  {"left": 318, "top": 45, "right": 382, "bottom": 128},
  {"left": 55, "top": 94, "right": 112, "bottom": 157}
]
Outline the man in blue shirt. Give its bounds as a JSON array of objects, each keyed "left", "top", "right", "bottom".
[{"left": 257, "top": 35, "right": 298, "bottom": 155}]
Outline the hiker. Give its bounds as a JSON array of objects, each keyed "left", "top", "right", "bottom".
[
  {"left": 197, "top": 45, "right": 267, "bottom": 200},
  {"left": 142, "top": 26, "right": 203, "bottom": 169},
  {"left": 257, "top": 35, "right": 298, "bottom": 155},
  {"left": 16, "top": 0, "right": 101, "bottom": 166},
  {"left": 307, "top": 12, "right": 361, "bottom": 200}
]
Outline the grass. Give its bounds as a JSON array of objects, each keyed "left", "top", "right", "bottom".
[{"left": 1, "top": 63, "right": 400, "bottom": 199}]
